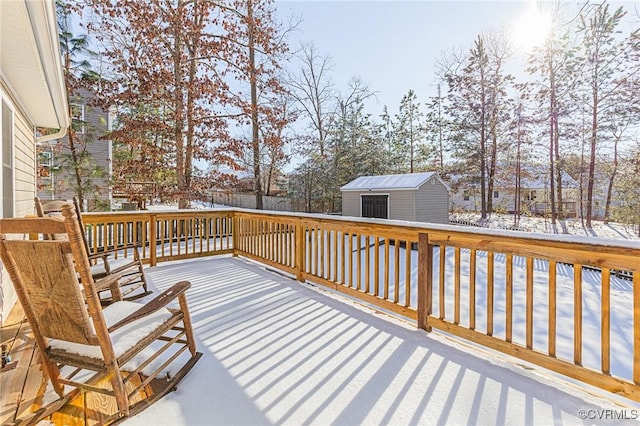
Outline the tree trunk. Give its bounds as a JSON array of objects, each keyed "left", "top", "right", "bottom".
[
  {"left": 548, "top": 48, "right": 557, "bottom": 225},
  {"left": 586, "top": 88, "right": 598, "bottom": 228},
  {"left": 63, "top": 43, "right": 85, "bottom": 211},
  {"left": 174, "top": 0, "right": 187, "bottom": 209},
  {"left": 479, "top": 65, "right": 487, "bottom": 220},
  {"left": 183, "top": 1, "right": 203, "bottom": 210},
  {"left": 248, "top": 0, "right": 263, "bottom": 210},
  {"left": 603, "top": 136, "right": 618, "bottom": 223}
]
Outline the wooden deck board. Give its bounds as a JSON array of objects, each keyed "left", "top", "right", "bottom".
[
  {"left": 1, "top": 302, "right": 32, "bottom": 425},
  {"left": 14, "top": 349, "right": 47, "bottom": 423},
  {"left": 2, "top": 301, "right": 162, "bottom": 425}
]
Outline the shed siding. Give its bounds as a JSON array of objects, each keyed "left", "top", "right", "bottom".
[
  {"left": 342, "top": 191, "right": 360, "bottom": 217},
  {"left": 389, "top": 190, "right": 416, "bottom": 221},
  {"left": 341, "top": 172, "right": 449, "bottom": 223},
  {"left": 342, "top": 190, "right": 417, "bottom": 221},
  {"left": 415, "top": 181, "right": 449, "bottom": 223}
]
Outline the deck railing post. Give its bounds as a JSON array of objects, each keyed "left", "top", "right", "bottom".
[
  {"left": 232, "top": 213, "right": 239, "bottom": 256},
  {"left": 417, "top": 232, "right": 432, "bottom": 332},
  {"left": 150, "top": 214, "right": 157, "bottom": 267},
  {"left": 295, "top": 219, "right": 305, "bottom": 282}
]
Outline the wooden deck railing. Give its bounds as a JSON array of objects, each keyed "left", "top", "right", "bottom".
[
  {"left": 81, "top": 210, "right": 234, "bottom": 265},
  {"left": 81, "top": 208, "right": 640, "bottom": 402},
  {"left": 417, "top": 231, "right": 639, "bottom": 402}
]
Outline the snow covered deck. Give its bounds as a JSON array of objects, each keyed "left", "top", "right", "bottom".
[{"left": 122, "top": 255, "right": 637, "bottom": 425}]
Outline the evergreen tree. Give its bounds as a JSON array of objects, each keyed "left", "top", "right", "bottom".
[
  {"left": 573, "top": 4, "right": 638, "bottom": 227},
  {"left": 57, "top": 0, "right": 100, "bottom": 210}
]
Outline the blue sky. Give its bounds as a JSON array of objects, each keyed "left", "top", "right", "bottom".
[
  {"left": 276, "top": 1, "right": 534, "bottom": 114},
  {"left": 276, "top": 0, "right": 640, "bottom": 115}
]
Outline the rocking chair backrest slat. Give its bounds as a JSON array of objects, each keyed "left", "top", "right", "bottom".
[
  {"left": 34, "top": 197, "right": 69, "bottom": 241},
  {"left": 1, "top": 239, "right": 97, "bottom": 345},
  {"left": 72, "top": 197, "right": 92, "bottom": 257},
  {"left": 35, "top": 197, "right": 92, "bottom": 257}
]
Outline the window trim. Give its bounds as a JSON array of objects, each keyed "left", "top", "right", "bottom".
[
  {"left": 70, "top": 103, "right": 85, "bottom": 134},
  {"left": 1, "top": 95, "right": 15, "bottom": 219}
]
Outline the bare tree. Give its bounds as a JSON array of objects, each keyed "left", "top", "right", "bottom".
[{"left": 288, "top": 43, "right": 335, "bottom": 158}]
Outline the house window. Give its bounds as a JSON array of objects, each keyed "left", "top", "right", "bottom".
[
  {"left": 39, "top": 150, "right": 52, "bottom": 167},
  {"left": 71, "top": 103, "right": 85, "bottom": 134},
  {"left": 463, "top": 190, "right": 470, "bottom": 201},
  {"left": 530, "top": 190, "right": 537, "bottom": 201},
  {"left": 2, "top": 99, "right": 13, "bottom": 218},
  {"left": 494, "top": 191, "right": 499, "bottom": 198},
  {"left": 38, "top": 150, "right": 52, "bottom": 178}
]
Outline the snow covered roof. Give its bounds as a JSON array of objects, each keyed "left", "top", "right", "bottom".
[{"left": 341, "top": 172, "right": 449, "bottom": 192}]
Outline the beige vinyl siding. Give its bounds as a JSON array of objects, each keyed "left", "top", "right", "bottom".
[
  {"left": 415, "top": 181, "right": 449, "bottom": 224},
  {"left": 388, "top": 190, "right": 415, "bottom": 221},
  {"left": 341, "top": 173, "right": 449, "bottom": 223},
  {"left": 1, "top": 91, "right": 37, "bottom": 323},
  {"left": 343, "top": 190, "right": 416, "bottom": 221},
  {"left": 342, "top": 191, "right": 361, "bottom": 217},
  {"left": 13, "top": 110, "right": 36, "bottom": 217}
]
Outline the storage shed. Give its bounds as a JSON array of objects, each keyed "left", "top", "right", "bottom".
[{"left": 340, "top": 172, "right": 449, "bottom": 224}]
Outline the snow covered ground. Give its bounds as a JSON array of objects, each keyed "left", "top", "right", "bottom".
[
  {"left": 450, "top": 212, "right": 639, "bottom": 240},
  {"left": 124, "top": 256, "right": 639, "bottom": 425}
]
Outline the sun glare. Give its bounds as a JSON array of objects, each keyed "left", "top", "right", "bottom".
[{"left": 512, "top": 6, "right": 552, "bottom": 51}]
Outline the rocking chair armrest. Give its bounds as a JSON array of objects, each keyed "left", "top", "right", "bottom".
[
  {"left": 93, "top": 273, "right": 124, "bottom": 293},
  {"left": 107, "top": 281, "right": 191, "bottom": 333},
  {"left": 87, "top": 243, "right": 142, "bottom": 259},
  {"left": 88, "top": 252, "right": 110, "bottom": 263}
]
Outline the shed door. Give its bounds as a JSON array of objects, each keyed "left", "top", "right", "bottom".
[{"left": 361, "top": 195, "right": 388, "bottom": 219}]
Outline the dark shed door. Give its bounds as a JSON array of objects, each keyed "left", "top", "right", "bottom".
[{"left": 361, "top": 195, "right": 388, "bottom": 219}]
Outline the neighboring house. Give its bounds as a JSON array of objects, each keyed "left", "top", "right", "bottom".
[
  {"left": 1, "top": 0, "right": 69, "bottom": 325},
  {"left": 341, "top": 172, "right": 449, "bottom": 224},
  {"left": 449, "top": 171, "right": 581, "bottom": 218},
  {"left": 37, "top": 88, "right": 113, "bottom": 211}
]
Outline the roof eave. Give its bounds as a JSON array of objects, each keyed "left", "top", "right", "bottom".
[{"left": 1, "top": 0, "right": 69, "bottom": 131}]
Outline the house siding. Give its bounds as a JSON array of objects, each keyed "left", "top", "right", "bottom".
[
  {"left": 0, "top": 85, "right": 37, "bottom": 324},
  {"left": 415, "top": 181, "right": 449, "bottom": 223},
  {"left": 14, "top": 110, "right": 36, "bottom": 217},
  {"left": 38, "top": 90, "right": 112, "bottom": 210}
]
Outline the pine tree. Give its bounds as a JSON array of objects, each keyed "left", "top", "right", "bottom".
[
  {"left": 57, "top": 1, "right": 100, "bottom": 210},
  {"left": 573, "top": 4, "right": 637, "bottom": 227}
]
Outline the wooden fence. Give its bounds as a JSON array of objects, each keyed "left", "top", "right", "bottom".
[{"left": 81, "top": 208, "right": 640, "bottom": 402}]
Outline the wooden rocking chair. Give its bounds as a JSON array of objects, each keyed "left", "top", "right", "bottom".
[
  {"left": 34, "top": 196, "right": 151, "bottom": 303},
  {"left": 0, "top": 204, "right": 202, "bottom": 423}
]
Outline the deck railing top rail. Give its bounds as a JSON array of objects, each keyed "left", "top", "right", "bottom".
[{"left": 83, "top": 208, "right": 640, "bottom": 252}]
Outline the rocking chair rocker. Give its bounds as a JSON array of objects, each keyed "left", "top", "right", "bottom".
[{"left": 0, "top": 204, "right": 201, "bottom": 423}]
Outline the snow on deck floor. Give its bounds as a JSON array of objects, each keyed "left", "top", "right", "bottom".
[{"left": 126, "top": 256, "right": 639, "bottom": 426}]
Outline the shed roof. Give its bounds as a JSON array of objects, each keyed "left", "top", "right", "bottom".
[{"left": 341, "top": 172, "right": 449, "bottom": 191}]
